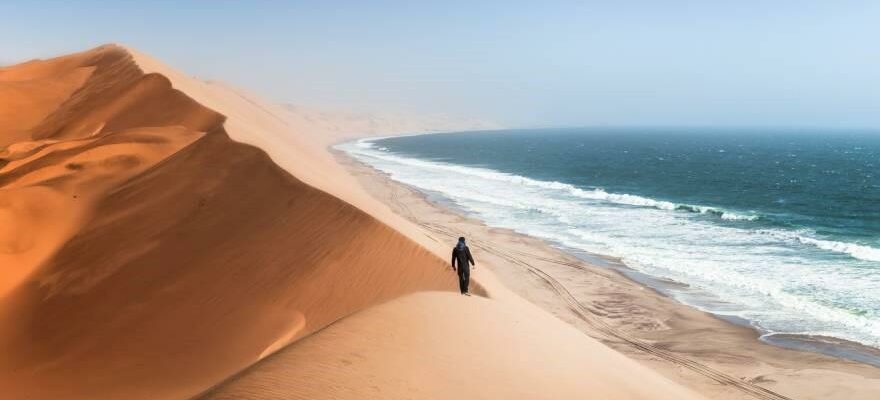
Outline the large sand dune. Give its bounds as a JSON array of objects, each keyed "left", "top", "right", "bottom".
[{"left": 1, "top": 45, "right": 703, "bottom": 400}]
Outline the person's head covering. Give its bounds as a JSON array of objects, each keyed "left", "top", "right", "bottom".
[{"left": 457, "top": 237, "right": 466, "bottom": 249}]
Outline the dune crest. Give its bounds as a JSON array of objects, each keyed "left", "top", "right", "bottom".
[
  {"left": 2, "top": 45, "right": 704, "bottom": 400},
  {"left": 0, "top": 45, "right": 456, "bottom": 400}
]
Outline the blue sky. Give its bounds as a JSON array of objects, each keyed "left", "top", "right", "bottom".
[{"left": 2, "top": 1, "right": 879, "bottom": 128}]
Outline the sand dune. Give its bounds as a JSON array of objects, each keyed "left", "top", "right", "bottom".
[
  {"left": 199, "top": 292, "right": 703, "bottom": 400},
  {"left": 0, "top": 45, "right": 455, "bottom": 400},
  {"left": 127, "top": 47, "right": 490, "bottom": 261},
  {"left": 1, "top": 45, "right": 704, "bottom": 400},
  {"left": 0, "top": 52, "right": 95, "bottom": 148}
]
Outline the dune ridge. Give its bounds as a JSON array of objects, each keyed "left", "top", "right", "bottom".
[
  {"left": 2, "top": 45, "right": 704, "bottom": 400},
  {"left": 0, "top": 45, "right": 456, "bottom": 400}
]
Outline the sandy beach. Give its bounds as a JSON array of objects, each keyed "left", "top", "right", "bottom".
[
  {"left": 3, "top": 43, "right": 879, "bottom": 400},
  {"left": 333, "top": 144, "right": 880, "bottom": 400},
  {"left": 1, "top": 45, "right": 712, "bottom": 400}
]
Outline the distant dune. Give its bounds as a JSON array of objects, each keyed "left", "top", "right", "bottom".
[{"left": 0, "top": 45, "right": 703, "bottom": 400}]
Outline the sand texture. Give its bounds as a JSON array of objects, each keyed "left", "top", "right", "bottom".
[
  {"left": 2, "top": 45, "right": 707, "bottom": 400},
  {"left": 0, "top": 45, "right": 455, "bottom": 400}
]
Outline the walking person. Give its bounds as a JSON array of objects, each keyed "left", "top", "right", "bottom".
[{"left": 451, "top": 237, "right": 476, "bottom": 295}]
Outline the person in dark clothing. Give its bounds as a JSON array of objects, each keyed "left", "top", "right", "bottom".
[{"left": 451, "top": 237, "right": 475, "bottom": 295}]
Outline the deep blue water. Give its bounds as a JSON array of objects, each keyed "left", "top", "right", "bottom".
[{"left": 340, "top": 127, "right": 880, "bottom": 349}]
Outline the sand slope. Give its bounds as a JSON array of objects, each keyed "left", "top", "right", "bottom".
[
  {"left": 127, "top": 47, "right": 484, "bottom": 261},
  {"left": 200, "top": 292, "right": 703, "bottom": 400},
  {"left": 0, "top": 45, "right": 455, "bottom": 400},
  {"left": 0, "top": 53, "right": 95, "bottom": 148},
  {"left": 2, "top": 45, "right": 703, "bottom": 400}
]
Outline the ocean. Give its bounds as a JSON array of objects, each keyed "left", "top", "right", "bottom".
[{"left": 338, "top": 127, "right": 880, "bottom": 354}]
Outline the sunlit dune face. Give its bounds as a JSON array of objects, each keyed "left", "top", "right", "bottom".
[{"left": 0, "top": 45, "right": 455, "bottom": 400}]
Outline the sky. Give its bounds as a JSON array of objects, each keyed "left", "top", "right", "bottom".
[{"left": 2, "top": 1, "right": 879, "bottom": 129}]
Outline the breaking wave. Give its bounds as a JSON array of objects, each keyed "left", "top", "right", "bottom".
[
  {"left": 352, "top": 139, "right": 760, "bottom": 222},
  {"left": 339, "top": 137, "right": 880, "bottom": 348}
]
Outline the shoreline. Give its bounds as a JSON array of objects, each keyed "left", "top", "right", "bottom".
[
  {"left": 339, "top": 135, "right": 880, "bottom": 368},
  {"left": 332, "top": 141, "right": 880, "bottom": 400},
  {"left": 561, "top": 242, "right": 880, "bottom": 369}
]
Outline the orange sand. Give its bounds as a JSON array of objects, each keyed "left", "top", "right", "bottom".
[{"left": 1, "top": 45, "right": 704, "bottom": 400}]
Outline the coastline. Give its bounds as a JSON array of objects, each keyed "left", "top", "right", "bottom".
[
  {"left": 561, "top": 245, "right": 880, "bottom": 369},
  {"left": 332, "top": 142, "right": 880, "bottom": 400},
  {"left": 3, "top": 45, "right": 714, "bottom": 400}
]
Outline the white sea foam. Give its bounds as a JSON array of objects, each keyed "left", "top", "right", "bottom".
[
  {"left": 796, "top": 237, "right": 880, "bottom": 262},
  {"left": 339, "top": 138, "right": 880, "bottom": 348},
  {"left": 346, "top": 139, "right": 759, "bottom": 221}
]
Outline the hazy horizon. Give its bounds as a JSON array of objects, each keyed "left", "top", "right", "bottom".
[{"left": 3, "top": 1, "right": 879, "bottom": 129}]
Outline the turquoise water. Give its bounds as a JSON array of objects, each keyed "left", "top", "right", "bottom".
[{"left": 339, "top": 128, "right": 880, "bottom": 349}]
